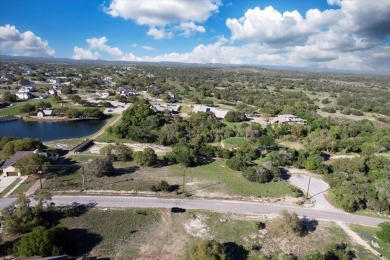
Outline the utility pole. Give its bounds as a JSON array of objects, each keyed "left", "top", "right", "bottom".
[
  {"left": 81, "top": 165, "right": 85, "bottom": 190},
  {"left": 182, "top": 169, "right": 185, "bottom": 194},
  {"left": 306, "top": 175, "right": 312, "bottom": 199}
]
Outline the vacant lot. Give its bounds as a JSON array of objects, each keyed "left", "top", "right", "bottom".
[
  {"left": 55, "top": 208, "right": 376, "bottom": 259},
  {"left": 44, "top": 159, "right": 297, "bottom": 200}
]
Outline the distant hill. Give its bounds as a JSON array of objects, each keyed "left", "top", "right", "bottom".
[{"left": 1, "top": 55, "right": 389, "bottom": 76}]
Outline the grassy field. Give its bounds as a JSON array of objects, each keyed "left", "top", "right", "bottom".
[
  {"left": 350, "top": 224, "right": 390, "bottom": 259},
  {"left": 59, "top": 208, "right": 161, "bottom": 258},
  {"left": 222, "top": 137, "right": 248, "bottom": 149},
  {"left": 0, "top": 97, "right": 61, "bottom": 116},
  {"left": 44, "top": 159, "right": 296, "bottom": 198}
]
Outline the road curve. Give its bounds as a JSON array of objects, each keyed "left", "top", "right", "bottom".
[{"left": 0, "top": 196, "right": 385, "bottom": 227}]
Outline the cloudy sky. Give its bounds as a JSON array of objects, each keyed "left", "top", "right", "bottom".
[{"left": 1, "top": 0, "right": 390, "bottom": 71}]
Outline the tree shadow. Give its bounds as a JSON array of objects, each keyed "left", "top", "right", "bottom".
[
  {"left": 66, "top": 228, "right": 103, "bottom": 257},
  {"left": 223, "top": 242, "right": 249, "bottom": 260},
  {"left": 280, "top": 168, "right": 291, "bottom": 180},
  {"left": 195, "top": 157, "right": 215, "bottom": 166},
  {"left": 300, "top": 217, "right": 319, "bottom": 236},
  {"left": 42, "top": 202, "right": 97, "bottom": 228},
  {"left": 108, "top": 166, "right": 139, "bottom": 177},
  {"left": 169, "top": 184, "right": 180, "bottom": 192},
  {"left": 49, "top": 157, "right": 81, "bottom": 176}
]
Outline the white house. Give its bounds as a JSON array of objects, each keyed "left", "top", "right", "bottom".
[
  {"left": 192, "top": 105, "right": 228, "bottom": 119},
  {"left": 16, "top": 92, "right": 33, "bottom": 100},
  {"left": 37, "top": 109, "right": 54, "bottom": 117},
  {"left": 153, "top": 104, "right": 181, "bottom": 113},
  {"left": 270, "top": 114, "right": 307, "bottom": 126}
]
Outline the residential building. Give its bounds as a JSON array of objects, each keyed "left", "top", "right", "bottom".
[
  {"left": 37, "top": 109, "right": 54, "bottom": 117},
  {"left": 270, "top": 114, "right": 307, "bottom": 125},
  {"left": 1, "top": 151, "right": 33, "bottom": 176}
]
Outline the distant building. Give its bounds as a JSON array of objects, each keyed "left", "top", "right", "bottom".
[
  {"left": 152, "top": 104, "right": 181, "bottom": 113},
  {"left": 193, "top": 105, "right": 211, "bottom": 113},
  {"left": 116, "top": 87, "right": 137, "bottom": 96},
  {"left": 37, "top": 109, "right": 54, "bottom": 117},
  {"left": 96, "top": 89, "right": 114, "bottom": 98},
  {"left": 270, "top": 114, "right": 307, "bottom": 126},
  {"left": 16, "top": 92, "right": 33, "bottom": 100},
  {"left": 18, "top": 79, "right": 32, "bottom": 86},
  {"left": 192, "top": 105, "right": 228, "bottom": 119}
]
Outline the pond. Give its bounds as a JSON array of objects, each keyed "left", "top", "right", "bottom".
[{"left": 0, "top": 119, "right": 107, "bottom": 141}]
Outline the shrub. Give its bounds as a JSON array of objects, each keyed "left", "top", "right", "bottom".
[
  {"left": 150, "top": 180, "right": 172, "bottom": 192},
  {"left": 226, "top": 155, "right": 247, "bottom": 171},
  {"left": 377, "top": 222, "right": 390, "bottom": 243},
  {"left": 186, "top": 240, "right": 227, "bottom": 260},
  {"left": 224, "top": 111, "right": 247, "bottom": 122}
]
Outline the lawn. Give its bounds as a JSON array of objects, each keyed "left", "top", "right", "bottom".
[
  {"left": 59, "top": 208, "right": 161, "bottom": 258},
  {"left": 0, "top": 97, "right": 60, "bottom": 116},
  {"left": 222, "top": 137, "right": 258, "bottom": 150},
  {"left": 8, "top": 175, "right": 37, "bottom": 197},
  {"left": 45, "top": 159, "right": 296, "bottom": 198},
  {"left": 350, "top": 224, "right": 390, "bottom": 259}
]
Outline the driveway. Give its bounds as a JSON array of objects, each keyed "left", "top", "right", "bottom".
[{"left": 288, "top": 168, "right": 342, "bottom": 213}]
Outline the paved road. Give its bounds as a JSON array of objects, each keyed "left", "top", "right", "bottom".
[
  {"left": 288, "top": 169, "right": 341, "bottom": 212},
  {"left": 1, "top": 195, "right": 381, "bottom": 227},
  {"left": 0, "top": 195, "right": 385, "bottom": 227}
]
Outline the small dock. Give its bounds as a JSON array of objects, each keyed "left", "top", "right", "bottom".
[
  {"left": 0, "top": 115, "right": 20, "bottom": 123},
  {"left": 70, "top": 117, "right": 100, "bottom": 121},
  {"left": 71, "top": 139, "right": 94, "bottom": 153}
]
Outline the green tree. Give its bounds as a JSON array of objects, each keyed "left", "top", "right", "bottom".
[
  {"left": 85, "top": 156, "right": 114, "bottom": 177},
  {"left": 2, "top": 91, "right": 16, "bottom": 102},
  {"left": 186, "top": 240, "right": 227, "bottom": 260},
  {"left": 224, "top": 111, "right": 247, "bottom": 122},
  {"left": 1, "top": 194, "right": 42, "bottom": 234},
  {"left": 100, "top": 143, "right": 133, "bottom": 162},
  {"left": 169, "top": 142, "right": 198, "bottom": 167},
  {"left": 134, "top": 148, "right": 158, "bottom": 166},
  {"left": 20, "top": 103, "right": 36, "bottom": 114},
  {"left": 2, "top": 137, "right": 45, "bottom": 156},
  {"left": 14, "top": 154, "right": 51, "bottom": 177},
  {"left": 13, "top": 226, "right": 69, "bottom": 257},
  {"left": 226, "top": 154, "right": 247, "bottom": 171},
  {"left": 376, "top": 222, "right": 390, "bottom": 243},
  {"left": 274, "top": 210, "right": 303, "bottom": 236}
]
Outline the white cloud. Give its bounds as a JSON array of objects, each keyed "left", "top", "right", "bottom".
[
  {"left": 86, "top": 36, "right": 123, "bottom": 58},
  {"left": 177, "top": 22, "right": 206, "bottom": 37},
  {"left": 147, "top": 27, "right": 174, "bottom": 40},
  {"left": 226, "top": 6, "right": 313, "bottom": 45},
  {"left": 104, "top": 0, "right": 220, "bottom": 39},
  {"left": 0, "top": 24, "right": 55, "bottom": 57},
  {"left": 72, "top": 36, "right": 124, "bottom": 60},
  {"left": 72, "top": 46, "right": 100, "bottom": 60},
  {"left": 142, "top": 45, "right": 155, "bottom": 51}
]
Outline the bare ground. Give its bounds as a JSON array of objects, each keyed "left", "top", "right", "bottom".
[
  {"left": 135, "top": 210, "right": 187, "bottom": 260},
  {"left": 87, "top": 142, "right": 172, "bottom": 155}
]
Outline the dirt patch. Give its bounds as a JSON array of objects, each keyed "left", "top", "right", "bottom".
[
  {"left": 279, "top": 141, "right": 304, "bottom": 150},
  {"left": 184, "top": 214, "right": 210, "bottom": 238},
  {"left": 135, "top": 210, "right": 187, "bottom": 260},
  {"left": 87, "top": 142, "right": 172, "bottom": 155}
]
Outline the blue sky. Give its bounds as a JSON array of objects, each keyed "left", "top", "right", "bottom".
[{"left": 1, "top": 0, "right": 389, "bottom": 71}]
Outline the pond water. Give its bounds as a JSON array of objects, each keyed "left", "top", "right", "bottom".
[{"left": 0, "top": 119, "right": 107, "bottom": 141}]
